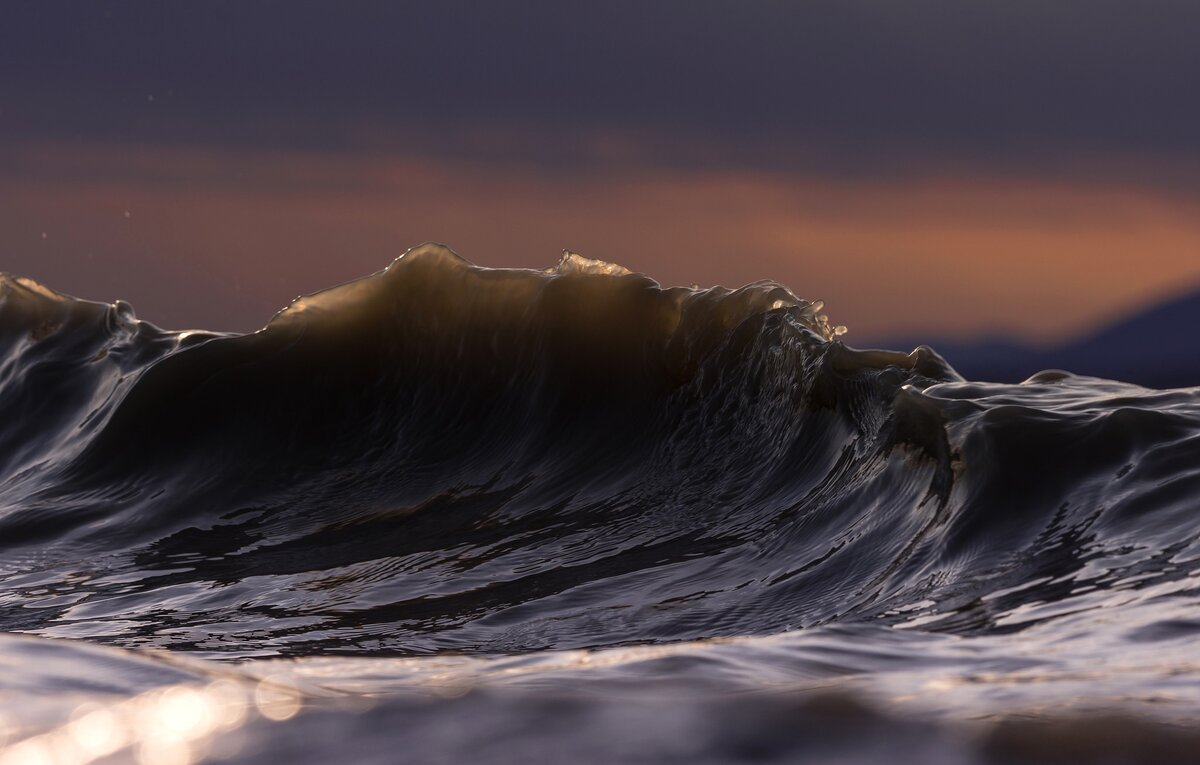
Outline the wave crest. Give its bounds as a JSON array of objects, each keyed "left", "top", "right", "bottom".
[{"left": 0, "top": 246, "right": 1197, "bottom": 662}]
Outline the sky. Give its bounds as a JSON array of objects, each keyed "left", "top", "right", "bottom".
[{"left": 3, "top": 1, "right": 1200, "bottom": 343}]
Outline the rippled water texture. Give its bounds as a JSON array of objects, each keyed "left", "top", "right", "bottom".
[{"left": 2, "top": 245, "right": 1200, "bottom": 763}]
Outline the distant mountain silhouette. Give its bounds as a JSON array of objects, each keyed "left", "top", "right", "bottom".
[{"left": 873, "top": 287, "right": 1200, "bottom": 389}]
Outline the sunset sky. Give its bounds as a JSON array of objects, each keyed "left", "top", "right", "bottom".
[{"left": 4, "top": 2, "right": 1200, "bottom": 343}]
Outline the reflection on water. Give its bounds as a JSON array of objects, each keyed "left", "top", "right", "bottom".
[
  {"left": 3, "top": 608, "right": 1200, "bottom": 764},
  {"left": 0, "top": 681, "right": 250, "bottom": 765}
]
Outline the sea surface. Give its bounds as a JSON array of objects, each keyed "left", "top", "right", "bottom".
[{"left": 2, "top": 244, "right": 1200, "bottom": 764}]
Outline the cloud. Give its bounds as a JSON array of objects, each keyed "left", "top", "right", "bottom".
[
  {"left": 5, "top": 1, "right": 1200, "bottom": 182},
  {"left": 4, "top": 139, "right": 1200, "bottom": 342}
]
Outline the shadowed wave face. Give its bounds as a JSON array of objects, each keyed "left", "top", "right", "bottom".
[
  {"left": 2, "top": 244, "right": 1198, "bottom": 659},
  {"left": 3, "top": 245, "right": 1200, "bottom": 763}
]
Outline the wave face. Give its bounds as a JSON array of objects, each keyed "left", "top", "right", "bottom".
[{"left": 3, "top": 244, "right": 1200, "bottom": 762}]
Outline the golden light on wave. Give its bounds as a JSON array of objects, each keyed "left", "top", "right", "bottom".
[
  {"left": 67, "top": 706, "right": 128, "bottom": 759},
  {"left": 253, "top": 679, "right": 302, "bottom": 722},
  {"left": 0, "top": 678, "right": 278, "bottom": 765}
]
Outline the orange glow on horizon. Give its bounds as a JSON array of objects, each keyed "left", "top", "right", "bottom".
[{"left": 4, "top": 140, "right": 1200, "bottom": 344}]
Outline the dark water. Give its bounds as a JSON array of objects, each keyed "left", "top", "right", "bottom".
[{"left": 3, "top": 244, "right": 1200, "bottom": 764}]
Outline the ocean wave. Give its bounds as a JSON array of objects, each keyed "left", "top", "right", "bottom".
[
  {"left": 5, "top": 246, "right": 1200, "bottom": 763},
  {"left": 2, "top": 245, "right": 1198, "bottom": 667}
]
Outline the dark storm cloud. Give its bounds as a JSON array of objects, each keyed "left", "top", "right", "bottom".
[{"left": 4, "top": 1, "right": 1200, "bottom": 175}]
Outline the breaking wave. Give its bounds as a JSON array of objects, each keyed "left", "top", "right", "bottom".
[{"left": 3, "top": 244, "right": 1200, "bottom": 762}]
